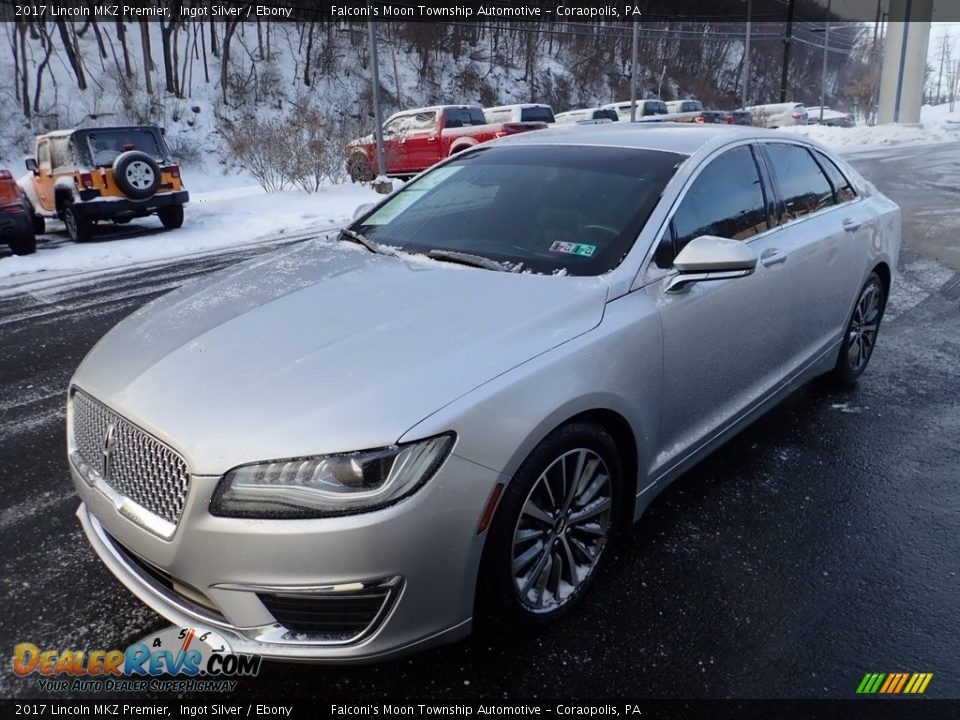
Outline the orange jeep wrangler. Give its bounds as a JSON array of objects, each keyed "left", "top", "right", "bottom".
[{"left": 23, "top": 125, "right": 188, "bottom": 243}]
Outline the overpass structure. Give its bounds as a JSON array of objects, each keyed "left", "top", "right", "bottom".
[{"left": 878, "top": 0, "right": 934, "bottom": 124}]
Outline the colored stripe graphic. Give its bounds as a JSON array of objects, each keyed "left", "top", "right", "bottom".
[{"left": 857, "top": 672, "right": 933, "bottom": 694}]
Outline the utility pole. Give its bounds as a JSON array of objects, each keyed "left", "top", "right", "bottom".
[
  {"left": 820, "top": 0, "right": 831, "bottom": 124},
  {"left": 630, "top": 20, "right": 638, "bottom": 121},
  {"left": 367, "top": 17, "right": 390, "bottom": 193},
  {"left": 741, "top": 0, "right": 752, "bottom": 108},
  {"left": 779, "top": 0, "right": 796, "bottom": 102}
]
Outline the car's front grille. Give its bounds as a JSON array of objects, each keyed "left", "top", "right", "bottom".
[
  {"left": 258, "top": 588, "right": 395, "bottom": 642},
  {"left": 72, "top": 389, "right": 190, "bottom": 528}
]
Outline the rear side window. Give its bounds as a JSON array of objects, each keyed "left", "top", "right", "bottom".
[
  {"left": 408, "top": 112, "right": 437, "bottom": 132},
  {"left": 520, "top": 107, "right": 555, "bottom": 123},
  {"left": 662, "top": 146, "right": 769, "bottom": 266},
  {"left": 37, "top": 142, "right": 50, "bottom": 168},
  {"left": 597, "top": 109, "right": 619, "bottom": 121},
  {"left": 814, "top": 151, "right": 858, "bottom": 203},
  {"left": 764, "top": 143, "right": 835, "bottom": 221},
  {"left": 446, "top": 108, "right": 486, "bottom": 127},
  {"left": 485, "top": 109, "right": 510, "bottom": 124}
]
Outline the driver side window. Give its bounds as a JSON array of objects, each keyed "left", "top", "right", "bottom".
[{"left": 656, "top": 145, "right": 769, "bottom": 268}]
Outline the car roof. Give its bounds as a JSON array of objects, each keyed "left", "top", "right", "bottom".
[
  {"left": 486, "top": 121, "right": 804, "bottom": 156},
  {"left": 485, "top": 103, "right": 552, "bottom": 111},
  {"left": 38, "top": 125, "right": 162, "bottom": 140},
  {"left": 386, "top": 105, "right": 479, "bottom": 120}
]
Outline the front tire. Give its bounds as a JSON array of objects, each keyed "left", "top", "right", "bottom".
[
  {"left": 479, "top": 421, "right": 622, "bottom": 628},
  {"left": 158, "top": 205, "right": 184, "bottom": 229},
  {"left": 833, "top": 271, "right": 887, "bottom": 385}
]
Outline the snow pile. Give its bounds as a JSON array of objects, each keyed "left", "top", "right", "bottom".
[
  {"left": 777, "top": 102, "right": 960, "bottom": 149},
  {"left": 0, "top": 182, "right": 379, "bottom": 281}
]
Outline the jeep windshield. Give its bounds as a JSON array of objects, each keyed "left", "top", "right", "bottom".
[
  {"left": 84, "top": 129, "right": 166, "bottom": 168},
  {"left": 352, "top": 145, "right": 682, "bottom": 276}
]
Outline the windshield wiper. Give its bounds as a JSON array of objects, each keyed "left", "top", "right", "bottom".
[
  {"left": 338, "top": 228, "right": 391, "bottom": 256},
  {"left": 424, "top": 249, "right": 508, "bottom": 272}
]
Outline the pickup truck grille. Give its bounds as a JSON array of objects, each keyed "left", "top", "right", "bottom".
[{"left": 72, "top": 389, "right": 190, "bottom": 528}]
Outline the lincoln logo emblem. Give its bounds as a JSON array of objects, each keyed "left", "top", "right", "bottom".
[{"left": 102, "top": 423, "right": 117, "bottom": 482}]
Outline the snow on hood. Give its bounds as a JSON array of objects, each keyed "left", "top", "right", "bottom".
[{"left": 72, "top": 239, "right": 609, "bottom": 474}]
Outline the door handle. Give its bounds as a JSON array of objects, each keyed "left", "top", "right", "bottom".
[
  {"left": 760, "top": 248, "right": 787, "bottom": 267},
  {"left": 842, "top": 218, "right": 861, "bottom": 233}
]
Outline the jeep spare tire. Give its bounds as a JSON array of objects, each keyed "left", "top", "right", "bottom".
[{"left": 113, "top": 151, "right": 162, "bottom": 199}]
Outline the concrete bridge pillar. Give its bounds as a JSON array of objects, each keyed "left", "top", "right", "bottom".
[{"left": 878, "top": 0, "right": 933, "bottom": 124}]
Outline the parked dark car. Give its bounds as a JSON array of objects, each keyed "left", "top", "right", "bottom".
[{"left": 1, "top": 167, "right": 37, "bottom": 255}]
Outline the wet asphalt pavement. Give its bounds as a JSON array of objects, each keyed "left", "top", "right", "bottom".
[{"left": 0, "top": 144, "right": 958, "bottom": 700}]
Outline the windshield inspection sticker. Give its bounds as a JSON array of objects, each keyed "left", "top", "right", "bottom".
[{"left": 549, "top": 241, "right": 596, "bottom": 257}]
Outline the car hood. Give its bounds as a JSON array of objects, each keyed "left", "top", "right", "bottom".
[{"left": 72, "top": 240, "right": 609, "bottom": 474}]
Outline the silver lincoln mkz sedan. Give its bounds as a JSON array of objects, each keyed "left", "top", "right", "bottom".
[{"left": 69, "top": 124, "right": 900, "bottom": 662}]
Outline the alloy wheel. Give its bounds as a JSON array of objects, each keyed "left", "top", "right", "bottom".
[
  {"left": 511, "top": 448, "right": 613, "bottom": 613},
  {"left": 847, "top": 279, "right": 882, "bottom": 373}
]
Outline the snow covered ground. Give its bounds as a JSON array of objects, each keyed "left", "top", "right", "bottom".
[
  {"left": 0, "top": 177, "right": 380, "bottom": 285},
  {"left": 778, "top": 102, "right": 960, "bottom": 151}
]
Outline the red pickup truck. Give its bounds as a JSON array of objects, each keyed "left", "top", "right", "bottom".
[{"left": 347, "top": 105, "right": 547, "bottom": 181}]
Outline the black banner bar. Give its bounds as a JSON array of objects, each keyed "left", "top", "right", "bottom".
[
  {"left": 3, "top": 0, "right": 960, "bottom": 23},
  {"left": 2, "top": 699, "right": 960, "bottom": 720}
]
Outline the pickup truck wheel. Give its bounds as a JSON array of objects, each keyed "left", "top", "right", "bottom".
[
  {"left": 63, "top": 202, "right": 93, "bottom": 243},
  {"left": 348, "top": 155, "right": 373, "bottom": 184},
  {"left": 158, "top": 205, "right": 185, "bottom": 229}
]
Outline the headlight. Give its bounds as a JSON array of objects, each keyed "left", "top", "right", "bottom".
[{"left": 209, "top": 434, "right": 454, "bottom": 519}]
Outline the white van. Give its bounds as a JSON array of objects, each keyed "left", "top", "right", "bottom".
[
  {"left": 744, "top": 102, "right": 809, "bottom": 128},
  {"left": 554, "top": 107, "right": 620, "bottom": 124},
  {"left": 483, "top": 104, "right": 555, "bottom": 124},
  {"left": 665, "top": 100, "right": 704, "bottom": 114}
]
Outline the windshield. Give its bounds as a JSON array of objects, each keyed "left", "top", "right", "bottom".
[
  {"left": 85, "top": 129, "right": 166, "bottom": 167},
  {"left": 352, "top": 145, "right": 683, "bottom": 276}
]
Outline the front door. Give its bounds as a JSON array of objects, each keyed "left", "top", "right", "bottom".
[
  {"left": 35, "top": 140, "right": 55, "bottom": 213},
  {"left": 649, "top": 144, "right": 795, "bottom": 477}
]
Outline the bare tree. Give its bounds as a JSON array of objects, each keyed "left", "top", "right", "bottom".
[
  {"left": 139, "top": 20, "right": 153, "bottom": 95},
  {"left": 32, "top": 22, "right": 55, "bottom": 114},
  {"left": 56, "top": 19, "right": 88, "bottom": 90}
]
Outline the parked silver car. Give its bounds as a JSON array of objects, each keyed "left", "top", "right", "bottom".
[{"left": 68, "top": 124, "right": 900, "bottom": 663}]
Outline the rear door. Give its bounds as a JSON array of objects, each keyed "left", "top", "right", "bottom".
[
  {"left": 759, "top": 142, "right": 867, "bottom": 360},
  {"left": 649, "top": 144, "right": 795, "bottom": 477}
]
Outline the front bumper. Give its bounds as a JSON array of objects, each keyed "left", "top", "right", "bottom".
[
  {"left": 72, "top": 450, "right": 501, "bottom": 663},
  {"left": 78, "top": 190, "right": 189, "bottom": 220}
]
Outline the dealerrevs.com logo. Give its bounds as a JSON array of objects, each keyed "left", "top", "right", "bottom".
[{"left": 13, "top": 627, "right": 261, "bottom": 693}]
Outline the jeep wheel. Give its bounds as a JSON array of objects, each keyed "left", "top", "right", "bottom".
[
  {"left": 63, "top": 202, "right": 93, "bottom": 243},
  {"left": 32, "top": 212, "right": 44, "bottom": 235},
  {"left": 158, "top": 205, "right": 184, "bottom": 230},
  {"left": 113, "top": 151, "right": 162, "bottom": 199}
]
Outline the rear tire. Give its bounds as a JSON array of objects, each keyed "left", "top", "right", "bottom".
[
  {"left": 158, "top": 205, "right": 184, "bottom": 229},
  {"left": 63, "top": 202, "right": 93, "bottom": 243},
  {"left": 832, "top": 271, "right": 887, "bottom": 385},
  {"left": 477, "top": 421, "right": 623, "bottom": 629},
  {"left": 8, "top": 227, "right": 37, "bottom": 256}
]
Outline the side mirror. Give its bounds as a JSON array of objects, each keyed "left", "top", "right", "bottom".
[
  {"left": 352, "top": 202, "right": 375, "bottom": 221},
  {"left": 25, "top": 158, "right": 38, "bottom": 174},
  {"left": 666, "top": 235, "right": 758, "bottom": 293}
]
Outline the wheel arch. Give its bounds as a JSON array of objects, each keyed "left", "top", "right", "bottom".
[
  {"left": 449, "top": 139, "right": 477, "bottom": 155},
  {"left": 872, "top": 260, "right": 892, "bottom": 296}
]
